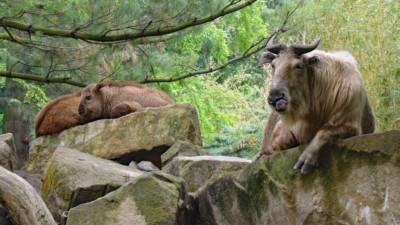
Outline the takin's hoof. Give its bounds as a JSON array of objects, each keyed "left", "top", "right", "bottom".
[
  {"left": 293, "top": 160, "right": 314, "bottom": 174},
  {"left": 252, "top": 151, "right": 272, "bottom": 163}
]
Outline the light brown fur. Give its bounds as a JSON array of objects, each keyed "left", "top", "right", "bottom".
[
  {"left": 78, "top": 81, "right": 175, "bottom": 121},
  {"left": 34, "top": 90, "right": 87, "bottom": 137},
  {"left": 255, "top": 48, "right": 375, "bottom": 173}
]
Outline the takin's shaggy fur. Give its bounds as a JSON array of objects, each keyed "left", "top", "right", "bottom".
[
  {"left": 254, "top": 36, "right": 375, "bottom": 174},
  {"left": 34, "top": 90, "right": 87, "bottom": 137},
  {"left": 78, "top": 81, "right": 175, "bottom": 121}
]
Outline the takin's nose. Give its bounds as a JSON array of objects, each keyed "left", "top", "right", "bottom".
[
  {"left": 268, "top": 89, "right": 287, "bottom": 112},
  {"left": 268, "top": 89, "right": 284, "bottom": 106},
  {"left": 78, "top": 105, "right": 85, "bottom": 116}
]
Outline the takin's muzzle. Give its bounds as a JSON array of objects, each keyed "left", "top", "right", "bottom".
[
  {"left": 268, "top": 89, "right": 288, "bottom": 112},
  {"left": 78, "top": 105, "right": 85, "bottom": 116}
]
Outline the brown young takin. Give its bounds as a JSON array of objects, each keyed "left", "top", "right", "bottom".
[
  {"left": 254, "top": 35, "right": 375, "bottom": 174},
  {"left": 78, "top": 81, "right": 175, "bottom": 121}
]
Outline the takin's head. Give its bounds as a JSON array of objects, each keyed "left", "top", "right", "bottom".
[
  {"left": 260, "top": 35, "right": 321, "bottom": 114},
  {"left": 78, "top": 83, "right": 105, "bottom": 121}
]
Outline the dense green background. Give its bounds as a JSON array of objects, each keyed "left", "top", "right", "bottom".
[{"left": 0, "top": 0, "right": 399, "bottom": 158}]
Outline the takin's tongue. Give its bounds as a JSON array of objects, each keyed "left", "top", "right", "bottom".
[{"left": 275, "top": 99, "right": 287, "bottom": 111}]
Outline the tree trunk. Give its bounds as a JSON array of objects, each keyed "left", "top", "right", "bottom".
[
  {"left": 0, "top": 166, "right": 57, "bottom": 225},
  {"left": 2, "top": 78, "right": 31, "bottom": 169}
]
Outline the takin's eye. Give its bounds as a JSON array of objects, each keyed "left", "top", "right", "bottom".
[
  {"left": 294, "top": 63, "right": 304, "bottom": 70},
  {"left": 85, "top": 95, "right": 91, "bottom": 100},
  {"left": 271, "top": 63, "right": 275, "bottom": 70}
]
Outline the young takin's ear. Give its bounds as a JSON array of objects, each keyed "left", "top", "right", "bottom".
[
  {"left": 308, "top": 56, "right": 320, "bottom": 66},
  {"left": 94, "top": 83, "right": 105, "bottom": 93},
  {"left": 259, "top": 52, "right": 276, "bottom": 65}
]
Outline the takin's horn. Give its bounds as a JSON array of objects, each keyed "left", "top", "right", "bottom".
[
  {"left": 95, "top": 82, "right": 105, "bottom": 91},
  {"left": 290, "top": 37, "right": 321, "bottom": 55},
  {"left": 266, "top": 34, "right": 286, "bottom": 54}
]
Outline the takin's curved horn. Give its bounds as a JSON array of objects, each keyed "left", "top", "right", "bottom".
[
  {"left": 266, "top": 34, "right": 286, "bottom": 54},
  {"left": 290, "top": 37, "right": 321, "bottom": 55}
]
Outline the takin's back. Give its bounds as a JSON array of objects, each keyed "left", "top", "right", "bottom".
[
  {"left": 300, "top": 50, "right": 375, "bottom": 136},
  {"left": 99, "top": 81, "right": 175, "bottom": 107},
  {"left": 324, "top": 50, "right": 375, "bottom": 134}
]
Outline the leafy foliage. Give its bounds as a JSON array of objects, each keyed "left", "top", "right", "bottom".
[
  {"left": 202, "top": 63, "right": 269, "bottom": 157},
  {"left": 11, "top": 79, "right": 49, "bottom": 107}
]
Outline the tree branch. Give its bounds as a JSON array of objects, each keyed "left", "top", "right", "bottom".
[
  {"left": 0, "top": 166, "right": 57, "bottom": 225},
  {"left": 0, "top": 36, "right": 266, "bottom": 88},
  {"left": 0, "top": 0, "right": 258, "bottom": 43},
  {"left": 0, "top": 32, "right": 28, "bottom": 44},
  {"left": 0, "top": 33, "right": 271, "bottom": 87},
  {"left": 142, "top": 36, "right": 269, "bottom": 84},
  {"left": 0, "top": 0, "right": 303, "bottom": 88},
  {"left": 0, "top": 71, "right": 86, "bottom": 87}
]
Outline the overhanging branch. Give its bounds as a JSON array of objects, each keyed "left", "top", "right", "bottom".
[
  {"left": 0, "top": 36, "right": 268, "bottom": 87},
  {"left": 0, "top": 0, "right": 300, "bottom": 88},
  {"left": 0, "top": 0, "right": 258, "bottom": 43}
]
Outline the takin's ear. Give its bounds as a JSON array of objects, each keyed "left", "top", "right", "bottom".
[
  {"left": 94, "top": 83, "right": 105, "bottom": 93},
  {"left": 259, "top": 52, "right": 276, "bottom": 65},
  {"left": 308, "top": 56, "right": 320, "bottom": 66}
]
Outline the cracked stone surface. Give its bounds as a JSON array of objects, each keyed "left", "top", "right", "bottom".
[{"left": 194, "top": 130, "right": 400, "bottom": 225}]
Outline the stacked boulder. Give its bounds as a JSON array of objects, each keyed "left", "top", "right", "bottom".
[
  {"left": 0, "top": 103, "right": 399, "bottom": 225},
  {"left": 1, "top": 103, "right": 252, "bottom": 225}
]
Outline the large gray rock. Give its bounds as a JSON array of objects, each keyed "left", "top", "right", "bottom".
[
  {"left": 0, "top": 133, "right": 17, "bottom": 171},
  {"left": 195, "top": 130, "right": 400, "bottom": 225},
  {"left": 14, "top": 170, "right": 43, "bottom": 192},
  {"left": 66, "top": 172, "right": 189, "bottom": 225},
  {"left": 26, "top": 103, "right": 202, "bottom": 175},
  {"left": 161, "top": 140, "right": 210, "bottom": 166},
  {"left": 0, "top": 133, "right": 16, "bottom": 152},
  {"left": 1, "top": 133, "right": 42, "bottom": 192},
  {"left": 163, "top": 155, "right": 251, "bottom": 192},
  {"left": 0, "top": 140, "right": 13, "bottom": 171},
  {"left": 41, "top": 147, "right": 143, "bottom": 224},
  {"left": 137, "top": 161, "right": 160, "bottom": 172}
]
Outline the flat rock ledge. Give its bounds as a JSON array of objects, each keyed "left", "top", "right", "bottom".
[{"left": 26, "top": 103, "right": 202, "bottom": 175}]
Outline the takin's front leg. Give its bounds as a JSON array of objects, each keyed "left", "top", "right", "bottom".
[
  {"left": 293, "top": 124, "right": 359, "bottom": 174},
  {"left": 110, "top": 101, "right": 142, "bottom": 118},
  {"left": 253, "top": 119, "right": 298, "bottom": 161}
]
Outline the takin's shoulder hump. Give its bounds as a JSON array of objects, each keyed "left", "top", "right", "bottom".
[{"left": 330, "top": 51, "right": 357, "bottom": 65}]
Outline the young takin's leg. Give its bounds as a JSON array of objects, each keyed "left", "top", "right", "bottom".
[{"left": 110, "top": 101, "right": 142, "bottom": 118}]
